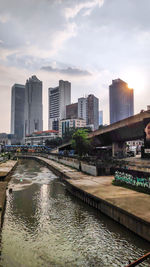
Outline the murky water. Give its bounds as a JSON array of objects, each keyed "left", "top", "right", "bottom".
[{"left": 0, "top": 159, "right": 150, "bottom": 267}]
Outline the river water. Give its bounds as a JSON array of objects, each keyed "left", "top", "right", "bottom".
[{"left": 0, "top": 159, "right": 150, "bottom": 267}]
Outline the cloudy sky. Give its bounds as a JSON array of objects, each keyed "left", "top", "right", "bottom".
[{"left": 0, "top": 0, "right": 150, "bottom": 132}]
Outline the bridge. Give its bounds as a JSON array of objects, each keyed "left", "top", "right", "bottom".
[
  {"left": 88, "top": 110, "right": 150, "bottom": 156},
  {"left": 54, "top": 111, "right": 150, "bottom": 157}
]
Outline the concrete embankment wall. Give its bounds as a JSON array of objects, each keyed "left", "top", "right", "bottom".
[
  {"left": 81, "top": 162, "right": 97, "bottom": 176},
  {"left": 0, "top": 160, "right": 18, "bottom": 227},
  {"left": 25, "top": 156, "right": 150, "bottom": 242},
  {"left": 65, "top": 181, "right": 150, "bottom": 242},
  {"left": 47, "top": 154, "right": 97, "bottom": 176}
]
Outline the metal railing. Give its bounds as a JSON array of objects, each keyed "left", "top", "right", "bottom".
[{"left": 126, "top": 252, "right": 150, "bottom": 266}]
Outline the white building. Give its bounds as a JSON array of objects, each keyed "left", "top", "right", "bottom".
[
  {"left": 24, "top": 75, "right": 43, "bottom": 136},
  {"left": 25, "top": 130, "right": 58, "bottom": 146},
  {"left": 78, "top": 97, "right": 88, "bottom": 124},
  {"left": 78, "top": 94, "right": 99, "bottom": 130},
  {"left": 59, "top": 118, "right": 86, "bottom": 137},
  {"left": 48, "top": 80, "right": 71, "bottom": 131}
]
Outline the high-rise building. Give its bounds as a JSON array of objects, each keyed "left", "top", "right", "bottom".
[
  {"left": 99, "top": 110, "right": 103, "bottom": 126},
  {"left": 78, "top": 95, "right": 99, "bottom": 130},
  {"left": 78, "top": 97, "right": 88, "bottom": 123},
  {"left": 87, "top": 94, "right": 99, "bottom": 130},
  {"left": 24, "top": 75, "right": 43, "bottom": 136},
  {"left": 109, "top": 79, "right": 134, "bottom": 124},
  {"left": 11, "top": 84, "right": 25, "bottom": 143},
  {"left": 48, "top": 80, "right": 71, "bottom": 131},
  {"left": 66, "top": 103, "right": 78, "bottom": 119}
]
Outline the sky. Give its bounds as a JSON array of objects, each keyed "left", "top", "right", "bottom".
[{"left": 0, "top": 0, "right": 150, "bottom": 132}]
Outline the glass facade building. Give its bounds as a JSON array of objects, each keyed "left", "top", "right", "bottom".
[
  {"left": 109, "top": 79, "right": 134, "bottom": 124},
  {"left": 11, "top": 84, "right": 25, "bottom": 143}
]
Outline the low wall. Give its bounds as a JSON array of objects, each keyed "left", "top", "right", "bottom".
[
  {"left": 47, "top": 154, "right": 80, "bottom": 170},
  {"left": 81, "top": 162, "right": 97, "bottom": 176}
]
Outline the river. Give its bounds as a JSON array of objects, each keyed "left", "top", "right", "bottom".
[{"left": 0, "top": 159, "right": 149, "bottom": 267}]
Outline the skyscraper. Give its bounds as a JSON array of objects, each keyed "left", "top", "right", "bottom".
[
  {"left": 99, "top": 110, "right": 103, "bottom": 125},
  {"left": 48, "top": 80, "right": 71, "bottom": 130},
  {"left": 87, "top": 94, "right": 99, "bottom": 130},
  {"left": 11, "top": 84, "right": 25, "bottom": 143},
  {"left": 24, "top": 75, "right": 43, "bottom": 136},
  {"left": 78, "top": 94, "right": 99, "bottom": 130},
  {"left": 78, "top": 97, "right": 88, "bottom": 123},
  {"left": 109, "top": 79, "right": 134, "bottom": 124}
]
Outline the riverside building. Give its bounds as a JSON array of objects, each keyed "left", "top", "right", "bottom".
[
  {"left": 25, "top": 130, "right": 58, "bottom": 146},
  {"left": 59, "top": 118, "right": 86, "bottom": 138}
]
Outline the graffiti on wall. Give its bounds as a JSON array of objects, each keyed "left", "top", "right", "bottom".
[{"left": 114, "top": 171, "right": 150, "bottom": 189}]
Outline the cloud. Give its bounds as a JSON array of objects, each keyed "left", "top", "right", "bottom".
[
  {"left": 41, "top": 66, "right": 91, "bottom": 76},
  {"left": 64, "top": 0, "right": 104, "bottom": 19},
  {"left": 0, "top": 13, "right": 10, "bottom": 23},
  {"left": 0, "top": 0, "right": 77, "bottom": 57}
]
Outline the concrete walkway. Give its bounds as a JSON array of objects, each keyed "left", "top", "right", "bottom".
[
  {"left": 0, "top": 160, "right": 17, "bottom": 179},
  {"left": 0, "top": 160, "right": 17, "bottom": 226},
  {"left": 37, "top": 156, "right": 150, "bottom": 224}
]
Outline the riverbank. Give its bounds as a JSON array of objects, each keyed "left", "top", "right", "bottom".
[
  {"left": 27, "top": 155, "right": 150, "bottom": 243},
  {"left": 0, "top": 160, "right": 18, "bottom": 227}
]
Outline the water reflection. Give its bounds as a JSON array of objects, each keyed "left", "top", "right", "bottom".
[{"left": 0, "top": 159, "right": 150, "bottom": 267}]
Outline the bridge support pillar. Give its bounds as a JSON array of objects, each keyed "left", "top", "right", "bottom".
[{"left": 112, "top": 142, "right": 126, "bottom": 158}]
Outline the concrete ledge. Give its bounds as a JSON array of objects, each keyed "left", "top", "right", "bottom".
[
  {"left": 0, "top": 160, "right": 18, "bottom": 227},
  {"left": 65, "top": 181, "right": 150, "bottom": 242}
]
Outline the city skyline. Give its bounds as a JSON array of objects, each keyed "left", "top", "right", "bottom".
[{"left": 0, "top": 0, "right": 150, "bottom": 132}]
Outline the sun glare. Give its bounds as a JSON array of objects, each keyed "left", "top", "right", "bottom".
[{"left": 122, "top": 70, "right": 146, "bottom": 93}]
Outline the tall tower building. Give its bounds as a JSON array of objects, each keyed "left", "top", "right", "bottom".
[
  {"left": 87, "top": 94, "right": 99, "bottom": 130},
  {"left": 48, "top": 80, "right": 71, "bottom": 130},
  {"left": 78, "top": 95, "right": 99, "bottom": 130},
  {"left": 11, "top": 84, "right": 25, "bottom": 143},
  {"left": 24, "top": 75, "right": 43, "bottom": 136},
  {"left": 78, "top": 97, "right": 88, "bottom": 124},
  {"left": 109, "top": 79, "right": 134, "bottom": 124}
]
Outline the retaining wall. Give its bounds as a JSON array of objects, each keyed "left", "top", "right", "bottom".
[
  {"left": 81, "top": 162, "right": 97, "bottom": 176},
  {"left": 65, "top": 180, "right": 150, "bottom": 242},
  {"left": 47, "top": 154, "right": 80, "bottom": 170}
]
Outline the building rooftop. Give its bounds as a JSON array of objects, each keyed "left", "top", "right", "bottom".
[{"left": 25, "top": 130, "right": 58, "bottom": 137}]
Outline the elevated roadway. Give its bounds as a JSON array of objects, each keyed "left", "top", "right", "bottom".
[
  {"left": 89, "top": 110, "right": 150, "bottom": 145},
  {"left": 54, "top": 111, "right": 150, "bottom": 156}
]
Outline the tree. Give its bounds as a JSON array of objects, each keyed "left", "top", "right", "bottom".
[
  {"left": 62, "top": 127, "right": 76, "bottom": 143},
  {"left": 71, "top": 129, "right": 90, "bottom": 156}
]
